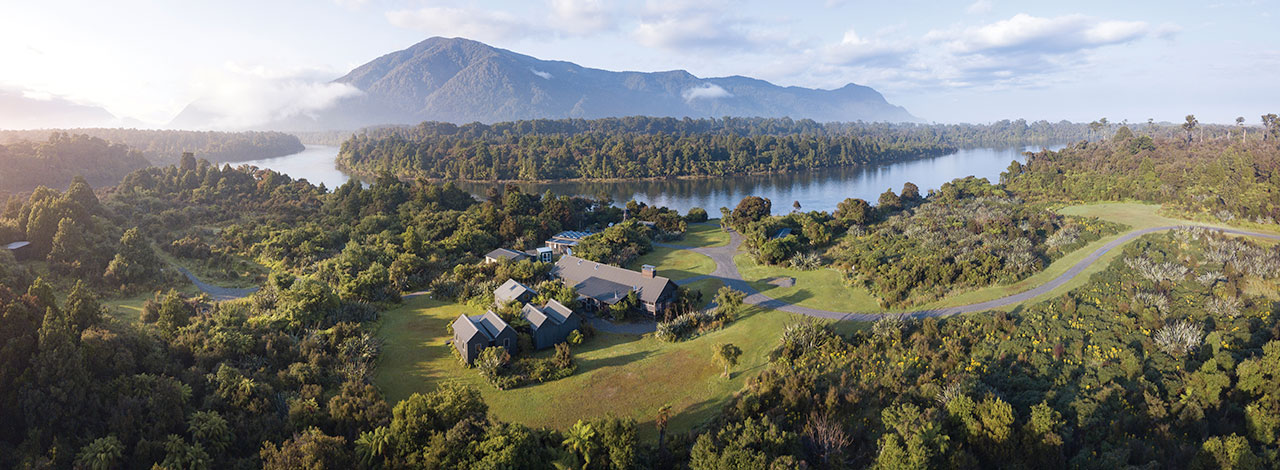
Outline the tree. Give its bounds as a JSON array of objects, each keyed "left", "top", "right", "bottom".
[
  {"left": 1264, "top": 113, "right": 1280, "bottom": 141},
  {"left": 103, "top": 227, "right": 162, "bottom": 287},
  {"left": 835, "top": 198, "right": 873, "bottom": 225},
  {"left": 685, "top": 207, "right": 708, "bottom": 223},
  {"left": 656, "top": 404, "right": 673, "bottom": 454},
  {"left": 260, "top": 428, "right": 353, "bottom": 470},
  {"left": 563, "top": 420, "right": 597, "bottom": 469},
  {"left": 1183, "top": 115, "right": 1199, "bottom": 143},
  {"left": 792, "top": 200, "right": 802, "bottom": 212},
  {"left": 713, "top": 343, "right": 742, "bottom": 378},
  {"left": 64, "top": 280, "right": 102, "bottom": 332},
  {"left": 47, "top": 218, "right": 89, "bottom": 275},
  {"left": 75, "top": 435, "right": 124, "bottom": 470},
  {"left": 878, "top": 189, "right": 902, "bottom": 213},
  {"left": 1237, "top": 116, "right": 1246, "bottom": 142},
  {"left": 731, "top": 197, "right": 771, "bottom": 230},
  {"left": 901, "top": 182, "right": 921, "bottom": 202}
]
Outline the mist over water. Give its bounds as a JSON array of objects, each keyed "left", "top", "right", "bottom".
[{"left": 255, "top": 144, "right": 1063, "bottom": 214}]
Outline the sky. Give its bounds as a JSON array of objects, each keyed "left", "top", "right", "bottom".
[{"left": 1, "top": 0, "right": 1276, "bottom": 128}]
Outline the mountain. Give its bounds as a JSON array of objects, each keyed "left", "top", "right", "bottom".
[
  {"left": 177, "top": 37, "right": 918, "bottom": 130},
  {"left": 0, "top": 89, "right": 120, "bottom": 129}
]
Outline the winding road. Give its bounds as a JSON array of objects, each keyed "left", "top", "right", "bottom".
[
  {"left": 659, "top": 225, "right": 1280, "bottom": 322},
  {"left": 176, "top": 267, "right": 258, "bottom": 301}
]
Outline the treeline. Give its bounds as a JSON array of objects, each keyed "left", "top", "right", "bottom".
[
  {"left": 0, "top": 128, "right": 303, "bottom": 165},
  {"left": 1004, "top": 125, "right": 1280, "bottom": 223},
  {"left": 338, "top": 119, "right": 959, "bottom": 181},
  {"left": 0, "top": 133, "right": 150, "bottom": 194}
]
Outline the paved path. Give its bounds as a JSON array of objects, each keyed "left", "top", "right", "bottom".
[
  {"left": 177, "top": 267, "right": 259, "bottom": 301},
  {"left": 660, "top": 225, "right": 1280, "bottom": 322}
]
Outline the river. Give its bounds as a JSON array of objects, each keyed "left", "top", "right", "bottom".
[{"left": 250, "top": 144, "right": 1061, "bottom": 215}]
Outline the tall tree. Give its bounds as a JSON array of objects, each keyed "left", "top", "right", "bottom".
[
  {"left": 713, "top": 343, "right": 742, "bottom": 379},
  {"left": 1183, "top": 115, "right": 1199, "bottom": 143},
  {"left": 1237, "top": 116, "right": 1246, "bottom": 142}
]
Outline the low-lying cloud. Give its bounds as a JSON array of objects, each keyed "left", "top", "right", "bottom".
[
  {"left": 682, "top": 83, "right": 733, "bottom": 102},
  {"left": 183, "top": 64, "right": 361, "bottom": 130}
]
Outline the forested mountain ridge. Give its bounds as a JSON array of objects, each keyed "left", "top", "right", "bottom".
[
  {"left": 178, "top": 37, "right": 918, "bottom": 130},
  {"left": 0, "top": 128, "right": 304, "bottom": 165}
]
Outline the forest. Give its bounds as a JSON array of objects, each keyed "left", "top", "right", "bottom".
[
  {"left": 336, "top": 117, "right": 1109, "bottom": 182},
  {"left": 0, "top": 128, "right": 303, "bottom": 165},
  {"left": 0, "top": 133, "right": 151, "bottom": 195},
  {"left": 1004, "top": 118, "right": 1280, "bottom": 223},
  {"left": 3, "top": 123, "right": 1280, "bottom": 469}
]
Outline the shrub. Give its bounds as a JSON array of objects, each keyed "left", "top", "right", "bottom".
[{"left": 685, "top": 207, "right": 709, "bottom": 223}]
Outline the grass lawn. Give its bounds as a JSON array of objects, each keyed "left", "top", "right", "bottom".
[
  {"left": 680, "top": 223, "right": 730, "bottom": 248},
  {"left": 102, "top": 293, "right": 151, "bottom": 324},
  {"left": 734, "top": 253, "right": 883, "bottom": 312},
  {"left": 625, "top": 246, "right": 715, "bottom": 281},
  {"left": 375, "top": 294, "right": 820, "bottom": 439}
]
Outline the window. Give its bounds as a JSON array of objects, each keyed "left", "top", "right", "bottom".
[{"left": 503, "top": 338, "right": 511, "bottom": 348}]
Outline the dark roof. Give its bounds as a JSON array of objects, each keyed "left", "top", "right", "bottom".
[
  {"left": 543, "top": 299, "right": 574, "bottom": 323},
  {"left": 552, "top": 256, "right": 674, "bottom": 305},
  {"left": 485, "top": 247, "right": 533, "bottom": 262},
  {"left": 547, "top": 230, "right": 593, "bottom": 246},
  {"left": 522, "top": 303, "right": 550, "bottom": 329},
  {"left": 4, "top": 241, "right": 31, "bottom": 250},
  {"left": 522, "top": 299, "right": 576, "bottom": 330},
  {"left": 494, "top": 279, "right": 536, "bottom": 304},
  {"left": 773, "top": 228, "right": 793, "bottom": 239},
  {"left": 452, "top": 314, "right": 489, "bottom": 341},
  {"left": 475, "top": 310, "right": 514, "bottom": 339}
]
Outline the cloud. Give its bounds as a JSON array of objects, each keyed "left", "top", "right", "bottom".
[
  {"left": 682, "top": 83, "right": 732, "bottom": 101},
  {"left": 811, "top": 13, "right": 1177, "bottom": 93},
  {"left": 549, "top": 0, "right": 616, "bottom": 35},
  {"left": 184, "top": 63, "right": 362, "bottom": 130},
  {"left": 935, "top": 14, "right": 1163, "bottom": 55},
  {"left": 966, "top": 0, "right": 993, "bottom": 14},
  {"left": 531, "top": 68, "right": 553, "bottom": 79},
  {"left": 633, "top": 2, "right": 789, "bottom": 53},
  {"left": 386, "top": 7, "right": 538, "bottom": 43},
  {"left": 824, "top": 29, "right": 912, "bottom": 66}
]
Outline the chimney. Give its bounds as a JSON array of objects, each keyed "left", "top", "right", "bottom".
[{"left": 642, "top": 264, "right": 656, "bottom": 279}]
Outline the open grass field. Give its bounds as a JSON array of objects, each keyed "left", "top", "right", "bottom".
[
  {"left": 625, "top": 246, "right": 716, "bottom": 281},
  {"left": 734, "top": 253, "right": 883, "bottom": 312},
  {"left": 680, "top": 222, "right": 730, "bottom": 248},
  {"left": 375, "top": 292, "right": 840, "bottom": 439}
]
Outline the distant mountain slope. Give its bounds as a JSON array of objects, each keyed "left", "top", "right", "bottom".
[
  {"left": 180, "top": 37, "right": 918, "bottom": 130},
  {"left": 0, "top": 90, "right": 120, "bottom": 129}
]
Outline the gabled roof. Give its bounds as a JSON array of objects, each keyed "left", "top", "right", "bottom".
[
  {"left": 494, "top": 279, "right": 536, "bottom": 304},
  {"left": 522, "top": 299, "right": 576, "bottom": 331},
  {"left": 522, "top": 303, "right": 551, "bottom": 329},
  {"left": 553, "top": 230, "right": 593, "bottom": 241},
  {"left": 543, "top": 299, "right": 574, "bottom": 323},
  {"left": 475, "top": 310, "right": 513, "bottom": 339},
  {"left": 552, "top": 256, "right": 675, "bottom": 305},
  {"left": 485, "top": 247, "right": 532, "bottom": 262},
  {"left": 452, "top": 314, "right": 489, "bottom": 341}
]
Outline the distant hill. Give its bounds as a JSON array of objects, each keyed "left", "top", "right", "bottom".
[
  {"left": 0, "top": 133, "right": 150, "bottom": 194},
  {"left": 0, "top": 129, "right": 303, "bottom": 165},
  {"left": 0, "top": 90, "right": 120, "bottom": 129},
  {"left": 174, "top": 37, "right": 918, "bottom": 130}
]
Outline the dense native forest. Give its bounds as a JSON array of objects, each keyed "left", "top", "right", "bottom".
[
  {"left": 0, "top": 128, "right": 303, "bottom": 165},
  {"left": 2, "top": 119, "right": 1280, "bottom": 469},
  {"left": 0, "top": 133, "right": 152, "bottom": 195},
  {"left": 1004, "top": 118, "right": 1280, "bottom": 223},
  {"left": 335, "top": 117, "right": 1108, "bottom": 181}
]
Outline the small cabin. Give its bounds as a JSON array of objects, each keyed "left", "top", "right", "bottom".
[
  {"left": 484, "top": 247, "right": 534, "bottom": 264},
  {"left": 494, "top": 279, "right": 537, "bottom": 306},
  {"left": 522, "top": 299, "right": 582, "bottom": 350},
  {"left": 452, "top": 311, "right": 518, "bottom": 364}
]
